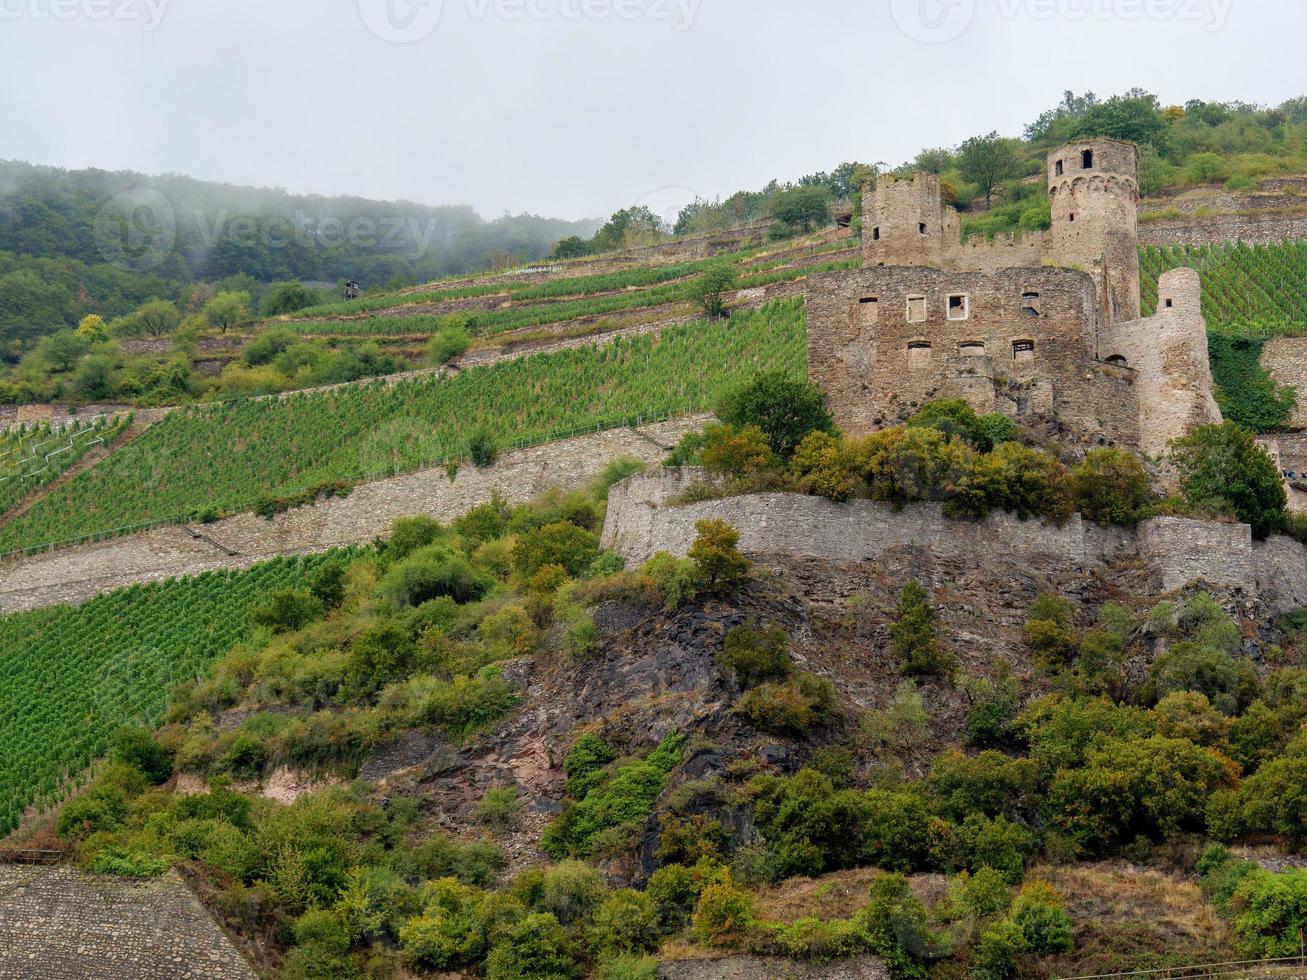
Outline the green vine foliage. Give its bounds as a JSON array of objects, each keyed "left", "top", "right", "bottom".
[{"left": 1207, "top": 333, "right": 1296, "bottom": 433}]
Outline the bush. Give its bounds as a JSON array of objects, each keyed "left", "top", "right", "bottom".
[
  {"left": 688, "top": 519, "right": 750, "bottom": 592},
  {"left": 717, "top": 372, "right": 835, "bottom": 458},
  {"left": 891, "top": 581, "right": 954, "bottom": 677},
  {"left": 590, "top": 889, "right": 660, "bottom": 956},
  {"left": 692, "top": 871, "right": 755, "bottom": 946},
  {"left": 467, "top": 428, "right": 499, "bottom": 468},
  {"left": 1236, "top": 753, "right": 1307, "bottom": 847},
  {"left": 908, "top": 399, "right": 1013, "bottom": 453},
  {"left": 428, "top": 323, "right": 472, "bottom": 365},
  {"left": 1023, "top": 593, "right": 1079, "bottom": 666},
  {"left": 790, "top": 431, "right": 858, "bottom": 501},
  {"left": 1229, "top": 868, "right": 1307, "bottom": 959},
  {"left": 1171, "top": 422, "right": 1287, "bottom": 539},
  {"left": 1071, "top": 448, "right": 1151, "bottom": 525},
  {"left": 1150, "top": 642, "right": 1258, "bottom": 716},
  {"left": 738, "top": 674, "right": 835, "bottom": 736},
  {"left": 951, "top": 867, "right": 1013, "bottom": 924},
  {"left": 1152, "top": 691, "right": 1232, "bottom": 748},
  {"left": 476, "top": 786, "right": 523, "bottom": 832},
  {"left": 88, "top": 846, "right": 170, "bottom": 878},
  {"left": 380, "top": 547, "right": 493, "bottom": 607},
  {"left": 251, "top": 589, "right": 324, "bottom": 633},
  {"left": 859, "top": 873, "right": 931, "bottom": 979},
  {"left": 596, "top": 955, "right": 657, "bottom": 980},
  {"left": 719, "top": 624, "right": 791, "bottom": 688},
  {"left": 928, "top": 750, "right": 1037, "bottom": 822},
  {"left": 975, "top": 918, "right": 1028, "bottom": 979},
  {"left": 949, "top": 442, "right": 1072, "bottom": 521},
  {"left": 562, "top": 733, "right": 616, "bottom": 799},
  {"left": 690, "top": 264, "right": 738, "bottom": 319},
  {"left": 860, "top": 426, "right": 976, "bottom": 505},
  {"left": 640, "top": 552, "right": 701, "bottom": 610},
  {"left": 513, "top": 522, "right": 602, "bottom": 579},
  {"left": 109, "top": 726, "right": 173, "bottom": 784},
  {"left": 1010, "top": 881, "right": 1073, "bottom": 954},
  {"left": 538, "top": 859, "right": 608, "bottom": 926},
  {"left": 962, "top": 664, "right": 1021, "bottom": 747},
  {"left": 485, "top": 912, "right": 582, "bottom": 980},
  {"left": 954, "top": 814, "right": 1039, "bottom": 883},
  {"left": 700, "top": 423, "right": 778, "bottom": 478}
]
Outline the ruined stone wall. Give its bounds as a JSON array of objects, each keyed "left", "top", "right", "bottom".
[
  {"left": 805, "top": 265, "right": 1140, "bottom": 443},
  {"left": 0, "top": 866, "right": 255, "bottom": 979},
  {"left": 1100, "top": 269, "right": 1222, "bottom": 456},
  {"left": 602, "top": 471, "right": 1307, "bottom": 614},
  {"left": 1258, "top": 432, "right": 1307, "bottom": 515},
  {"left": 1260, "top": 337, "right": 1307, "bottom": 429},
  {"left": 1138, "top": 213, "right": 1307, "bottom": 248},
  {"left": 0, "top": 416, "right": 709, "bottom": 614}
]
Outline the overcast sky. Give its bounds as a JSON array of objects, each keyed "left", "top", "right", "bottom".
[{"left": 1, "top": 0, "right": 1303, "bottom": 222}]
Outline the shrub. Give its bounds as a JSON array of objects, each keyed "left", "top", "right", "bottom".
[
  {"left": 1017, "top": 696, "right": 1155, "bottom": 777},
  {"left": 929, "top": 750, "right": 1037, "bottom": 822},
  {"left": 1171, "top": 422, "right": 1287, "bottom": 539},
  {"left": 891, "top": 581, "right": 954, "bottom": 677},
  {"left": 386, "top": 515, "right": 446, "bottom": 560},
  {"left": 859, "top": 873, "right": 931, "bottom": 979},
  {"left": 88, "top": 847, "right": 170, "bottom": 878},
  {"left": 962, "top": 664, "right": 1021, "bottom": 747},
  {"left": 399, "top": 879, "right": 498, "bottom": 972},
  {"left": 1152, "top": 691, "right": 1232, "bottom": 749},
  {"left": 251, "top": 589, "right": 324, "bottom": 633},
  {"left": 860, "top": 680, "right": 930, "bottom": 755},
  {"left": 1023, "top": 593, "right": 1079, "bottom": 666},
  {"left": 951, "top": 867, "right": 1013, "bottom": 924},
  {"left": 738, "top": 674, "right": 835, "bottom": 736},
  {"left": 949, "top": 442, "right": 1071, "bottom": 521},
  {"left": 690, "top": 263, "right": 738, "bottom": 319},
  {"left": 700, "top": 424, "right": 778, "bottom": 477},
  {"left": 719, "top": 624, "right": 791, "bottom": 688},
  {"left": 1071, "top": 448, "right": 1151, "bottom": 525},
  {"left": 596, "top": 955, "right": 657, "bottom": 980},
  {"left": 790, "top": 431, "right": 858, "bottom": 501},
  {"left": 692, "top": 871, "right": 755, "bottom": 946},
  {"left": 1010, "top": 881, "right": 1073, "bottom": 954},
  {"left": 1229, "top": 869, "right": 1307, "bottom": 959},
  {"left": 428, "top": 323, "right": 472, "bottom": 365},
  {"left": 563, "top": 733, "right": 617, "bottom": 799},
  {"left": 908, "top": 399, "right": 1013, "bottom": 452},
  {"left": 954, "top": 814, "right": 1039, "bottom": 883},
  {"left": 309, "top": 560, "right": 348, "bottom": 609},
  {"left": 513, "top": 522, "right": 601, "bottom": 579},
  {"left": 485, "top": 912, "right": 582, "bottom": 980},
  {"left": 380, "top": 548, "right": 493, "bottom": 607},
  {"left": 590, "top": 890, "right": 660, "bottom": 956},
  {"left": 717, "top": 371, "right": 835, "bottom": 458},
  {"left": 640, "top": 552, "right": 701, "bottom": 610},
  {"left": 109, "top": 726, "right": 172, "bottom": 784},
  {"left": 860, "top": 426, "right": 976, "bottom": 505},
  {"left": 467, "top": 428, "right": 499, "bottom": 468},
  {"left": 476, "top": 786, "right": 523, "bottom": 832},
  {"left": 975, "top": 918, "right": 1028, "bottom": 979},
  {"left": 644, "top": 862, "right": 709, "bottom": 933},
  {"left": 688, "top": 519, "right": 750, "bottom": 592},
  {"left": 1236, "top": 753, "right": 1307, "bottom": 847},
  {"left": 538, "top": 859, "right": 608, "bottom": 927},
  {"left": 1149, "top": 642, "right": 1258, "bottom": 716}
]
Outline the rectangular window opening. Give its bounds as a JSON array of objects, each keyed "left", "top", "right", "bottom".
[
  {"left": 1013, "top": 340, "right": 1036, "bottom": 362},
  {"left": 1021, "top": 291, "right": 1041, "bottom": 318},
  {"left": 858, "top": 296, "right": 879, "bottom": 326},
  {"left": 872, "top": 226, "right": 881, "bottom": 241},
  {"left": 906, "top": 295, "right": 927, "bottom": 323},
  {"left": 1055, "top": 160, "right": 1064, "bottom": 176},
  {"left": 1164, "top": 298, "right": 1174, "bottom": 309},
  {"left": 919, "top": 222, "right": 928, "bottom": 236},
  {"left": 947, "top": 294, "right": 969, "bottom": 320},
  {"left": 1082, "top": 149, "right": 1094, "bottom": 169},
  {"left": 907, "top": 342, "right": 933, "bottom": 371}
]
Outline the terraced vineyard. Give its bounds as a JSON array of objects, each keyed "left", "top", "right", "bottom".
[
  {"left": 1140, "top": 241, "right": 1307, "bottom": 334},
  {"left": 0, "top": 550, "right": 357, "bottom": 835},
  {"left": 0, "top": 415, "right": 132, "bottom": 516},
  {"left": 0, "top": 301, "right": 806, "bottom": 555}
]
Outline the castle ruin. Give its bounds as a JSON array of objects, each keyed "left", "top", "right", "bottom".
[{"left": 807, "top": 138, "right": 1222, "bottom": 454}]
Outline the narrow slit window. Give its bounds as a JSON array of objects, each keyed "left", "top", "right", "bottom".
[
  {"left": 906, "top": 295, "right": 927, "bottom": 323},
  {"left": 1055, "top": 160, "right": 1064, "bottom": 176},
  {"left": 1082, "top": 149, "right": 1094, "bottom": 169},
  {"left": 1021, "top": 291, "right": 1041, "bottom": 318},
  {"left": 872, "top": 226, "right": 881, "bottom": 241},
  {"left": 919, "top": 222, "right": 928, "bottom": 236},
  {"left": 947, "top": 294, "right": 969, "bottom": 320}
]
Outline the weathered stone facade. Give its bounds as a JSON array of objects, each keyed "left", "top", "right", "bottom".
[
  {"left": 602, "top": 471, "right": 1307, "bottom": 615},
  {"left": 0, "top": 866, "right": 255, "bottom": 979},
  {"left": 812, "top": 139, "right": 1221, "bottom": 451},
  {"left": 1139, "top": 212, "right": 1307, "bottom": 248},
  {"left": 1261, "top": 337, "right": 1307, "bottom": 430},
  {"left": 0, "top": 416, "right": 708, "bottom": 614}
]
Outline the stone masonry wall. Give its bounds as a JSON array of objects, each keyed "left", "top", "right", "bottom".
[
  {"left": 603, "top": 471, "right": 1307, "bottom": 615},
  {"left": 0, "top": 416, "right": 708, "bottom": 614},
  {"left": 1261, "top": 337, "right": 1307, "bottom": 429},
  {"left": 1138, "top": 213, "right": 1307, "bottom": 248},
  {"left": 0, "top": 866, "right": 255, "bottom": 979}
]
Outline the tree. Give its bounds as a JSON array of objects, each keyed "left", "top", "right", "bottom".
[
  {"left": 590, "top": 207, "right": 664, "bottom": 253},
  {"left": 552, "top": 236, "right": 592, "bottom": 259},
  {"left": 768, "top": 187, "right": 832, "bottom": 233},
  {"left": 263, "top": 282, "right": 317, "bottom": 317},
  {"left": 77, "top": 314, "right": 107, "bottom": 341},
  {"left": 1069, "top": 92, "right": 1168, "bottom": 149},
  {"left": 134, "top": 299, "right": 181, "bottom": 339},
  {"left": 203, "top": 291, "right": 252, "bottom": 334},
  {"left": 1170, "top": 422, "right": 1287, "bottom": 539},
  {"left": 717, "top": 372, "right": 835, "bottom": 459},
  {"left": 36, "top": 330, "right": 89, "bottom": 372},
  {"left": 1070, "top": 448, "right": 1151, "bottom": 525},
  {"left": 958, "top": 132, "right": 1021, "bottom": 210},
  {"left": 891, "top": 581, "right": 953, "bottom": 677},
  {"left": 689, "top": 519, "right": 750, "bottom": 592},
  {"left": 689, "top": 264, "right": 737, "bottom": 319}
]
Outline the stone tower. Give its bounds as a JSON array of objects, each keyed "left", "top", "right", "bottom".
[
  {"left": 1047, "top": 138, "right": 1142, "bottom": 324},
  {"left": 861, "top": 172, "right": 959, "bottom": 268}
]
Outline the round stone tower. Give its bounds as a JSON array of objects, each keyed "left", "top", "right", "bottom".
[
  {"left": 1047, "top": 139, "right": 1141, "bottom": 324},
  {"left": 861, "top": 172, "right": 952, "bottom": 268}
]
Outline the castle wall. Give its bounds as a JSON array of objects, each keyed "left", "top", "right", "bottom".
[
  {"left": 602, "top": 472, "right": 1307, "bottom": 615},
  {"left": 1138, "top": 213, "right": 1307, "bottom": 248},
  {"left": 1257, "top": 432, "right": 1307, "bottom": 515},
  {"left": 1260, "top": 337, "right": 1307, "bottom": 429},
  {"left": 806, "top": 264, "right": 1140, "bottom": 444},
  {"left": 1099, "top": 269, "right": 1221, "bottom": 456}
]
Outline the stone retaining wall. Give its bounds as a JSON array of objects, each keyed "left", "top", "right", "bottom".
[
  {"left": 1137, "top": 212, "right": 1307, "bottom": 248},
  {"left": 0, "top": 866, "right": 255, "bottom": 979},
  {"left": 0, "top": 417, "right": 708, "bottom": 614},
  {"left": 603, "top": 471, "right": 1307, "bottom": 613}
]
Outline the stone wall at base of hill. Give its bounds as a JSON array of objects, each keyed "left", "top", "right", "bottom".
[
  {"left": 0, "top": 416, "right": 709, "bottom": 614},
  {"left": 603, "top": 470, "right": 1307, "bottom": 614},
  {"left": 0, "top": 866, "right": 255, "bottom": 979}
]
